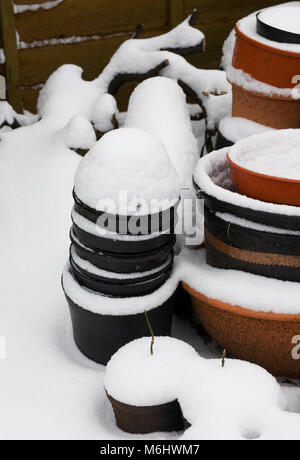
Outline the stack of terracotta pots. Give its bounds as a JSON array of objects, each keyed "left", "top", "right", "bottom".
[
  {"left": 62, "top": 128, "right": 180, "bottom": 365},
  {"left": 217, "top": 3, "right": 300, "bottom": 147}
]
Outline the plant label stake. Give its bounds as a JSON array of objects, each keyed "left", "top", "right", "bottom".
[
  {"left": 222, "top": 349, "right": 227, "bottom": 368},
  {"left": 144, "top": 310, "right": 155, "bottom": 355}
]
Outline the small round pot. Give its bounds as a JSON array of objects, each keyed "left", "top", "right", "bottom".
[
  {"left": 231, "top": 82, "right": 300, "bottom": 130},
  {"left": 70, "top": 231, "right": 174, "bottom": 274},
  {"left": 73, "top": 190, "right": 179, "bottom": 235},
  {"left": 228, "top": 152, "right": 300, "bottom": 206},
  {"left": 71, "top": 221, "right": 174, "bottom": 255},
  {"left": 257, "top": 11, "right": 300, "bottom": 45},
  {"left": 69, "top": 250, "right": 173, "bottom": 297},
  {"left": 63, "top": 288, "right": 175, "bottom": 366},
  {"left": 182, "top": 283, "right": 300, "bottom": 379},
  {"left": 215, "top": 129, "right": 234, "bottom": 150},
  {"left": 107, "top": 394, "right": 184, "bottom": 434},
  {"left": 233, "top": 22, "right": 300, "bottom": 89},
  {"left": 205, "top": 208, "right": 300, "bottom": 282}
]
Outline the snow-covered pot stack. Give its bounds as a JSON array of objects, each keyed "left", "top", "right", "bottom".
[
  {"left": 62, "top": 128, "right": 180, "bottom": 365},
  {"left": 185, "top": 133, "right": 300, "bottom": 379},
  {"left": 227, "top": 3, "right": 300, "bottom": 133}
]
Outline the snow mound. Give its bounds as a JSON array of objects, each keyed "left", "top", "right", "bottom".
[
  {"left": 74, "top": 127, "right": 181, "bottom": 215},
  {"left": 61, "top": 114, "right": 96, "bottom": 150},
  {"left": 92, "top": 94, "right": 118, "bottom": 133},
  {"left": 219, "top": 116, "right": 274, "bottom": 143},
  {"left": 125, "top": 77, "right": 198, "bottom": 189}
]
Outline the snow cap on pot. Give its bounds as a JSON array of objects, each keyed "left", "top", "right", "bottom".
[{"left": 74, "top": 127, "right": 181, "bottom": 217}]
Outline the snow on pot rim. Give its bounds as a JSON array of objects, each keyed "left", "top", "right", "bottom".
[
  {"left": 193, "top": 147, "right": 300, "bottom": 224},
  {"left": 70, "top": 245, "right": 173, "bottom": 281},
  {"left": 237, "top": 5, "right": 300, "bottom": 55},
  {"left": 71, "top": 208, "right": 173, "bottom": 242},
  {"left": 179, "top": 248, "right": 300, "bottom": 315},
  {"left": 218, "top": 116, "right": 274, "bottom": 145},
  {"left": 228, "top": 129, "right": 300, "bottom": 181},
  {"left": 74, "top": 128, "right": 181, "bottom": 216},
  {"left": 62, "top": 264, "right": 179, "bottom": 316},
  {"left": 104, "top": 336, "right": 199, "bottom": 407},
  {"left": 256, "top": 5, "right": 300, "bottom": 45}
]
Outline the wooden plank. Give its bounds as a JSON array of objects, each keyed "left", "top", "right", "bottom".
[
  {"left": 0, "top": 0, "right": 23, "bottom": 112},
  {"left": 15, "top": 0, "right": 169, "bottom": 42},
  {"left": 169, "top": 0, "right": 184, "bottom": 28}
]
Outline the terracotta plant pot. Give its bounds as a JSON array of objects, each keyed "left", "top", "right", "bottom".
[
  {"left": 182, "top": 283, "right": 300, "bottom": 379},
  {"left": 107, "top": 394, "right": 184, "bottom": 434},
  {"left": 205, "top": 208, "right": 300, "bottom": 282},
  {"left": 230, "top": 82, "right": 300, "bottom": 129},
  {"left": 73, "top": 190, "right": 179, "bottom": 235},
  {"left": 70, "top": 231, "right": 174, "bottom": 274},
  {"left": 71, "top": 221, "right": 175, "bottom": 255},
  {"left": 69, "top": 249, "right": 173, "bottom": 297},
  {"left": 63, "top": 286, "right": 175, "bottom": 366},
  {"left": 228, "top": 152, "right": 300, "bottom": 206},
  {"left": 233, "top": 23, "right": 300, "bottom": 89}
]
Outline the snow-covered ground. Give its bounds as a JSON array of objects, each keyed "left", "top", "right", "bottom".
[{"left": 0, "top": 118, "right": 299, "bottom": 440}]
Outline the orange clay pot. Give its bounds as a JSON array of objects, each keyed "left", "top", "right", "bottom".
[
  {"left": 227, "top": 153, "right": 300, "bottom": 207},
  {"left": 230, "top": 82, "right": 300, "bottom": 129},
  {"left": 233, "top": 23, "right": 300, "bottom": 89},
  {"left": 182, "top": 282, "right": 300, "bottom": 379}
]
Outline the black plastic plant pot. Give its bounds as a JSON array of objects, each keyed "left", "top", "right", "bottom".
[
  {"left": 205, "top": 207, "right": 300, "bottom": 282},
  {"left": 73, "top": 190, "right": 179, "bottom": 235},
  {"left": 70, "top": 231, "right": 175, "bottom": 274},
  {"left": 63, "top": 290, "right": 175, "bottom": 366},
  {"left": 215, "top": 129, "right": 234, "bottom": 150},
  {"left": 193, "top": 178, "right": 300, "bottom": 232},
  {"left": 107, "top": 394, "right": 184, "bottom": 434},
  {"left": 69, "top": 252, "right": 173, "bottom": 297},
  {"left": 71, "top": 221, "right": 175, "bottom": 255},
  {"left": 257, "top": 11, "right": 300, "bottom": 44}
]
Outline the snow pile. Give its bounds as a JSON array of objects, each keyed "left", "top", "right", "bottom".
[
  {"left": 0, "top": 101, "right": 38, "bottom": 130},
  {"left": 203, "top": 92, "right": 232, "bottom": 131},
  {"left": 62, "top": 265, "right": 179, "bottom": 316},
  {"left": 237, "top": 3, "right": 300, "bottom": 53},
  {"left": 74, "top": 127, "right": 181, "bottom": 215},
  {"left": 61, "top": 114, "right": 96, "bottom": 150},
  {"left": 105, "top": 337, "right": 199, "bottom": 406},
  {"left": 92, "top": 94, "right": 119, "bottom": 133},
  {"left": 105, "top": 337, "right": 300, "bottom": 440},
  {"left": 37, "top": 14, "right": 229, "bottom": 132},
  {"left": 125, "top": 77, "right": 198, "bottom": 189},
  {"left": 180, "top": 248, "right": 300, "bottom": 315},
  {"left": 219, "top": 116, "right": 274, "bottom": 143},
  {"left": 221, "top": 29, "right": 236, "bottom": 70},
  {"left": 228, "top": 129, "right": 300, "bottom": 180},
  {"left": 194, "top": 147, "right": 300, "bottom": 217},
  {"left": 258, "top": 4, "right": 300, "bottom": 35},
  {"left": 227, "top": 65, "right": 300, "bottom": 99}
]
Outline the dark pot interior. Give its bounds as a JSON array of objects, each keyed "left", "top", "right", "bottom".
[{"left": 257, "top": 12, "right": 300, "bottom": 44}]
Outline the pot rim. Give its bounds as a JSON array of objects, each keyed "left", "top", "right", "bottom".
[
  {"left": 235, "top": 22, "right": 300, "bottom": 58},
  {"left": 227, "top": 152, "right": 300, "bottom": 185},
  {"left": 182, "top": 282, "right": 300, "bottom": 321},
  {"left": 229, "top": 79, "right": 297, "bottom": 101},
  {"left": 256, "top": 11, "right": 300, "bottom": 46}
]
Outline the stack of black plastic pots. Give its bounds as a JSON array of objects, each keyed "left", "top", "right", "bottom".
[{"left": 62, "top": 129, "right": 180, "bottom": 366}]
